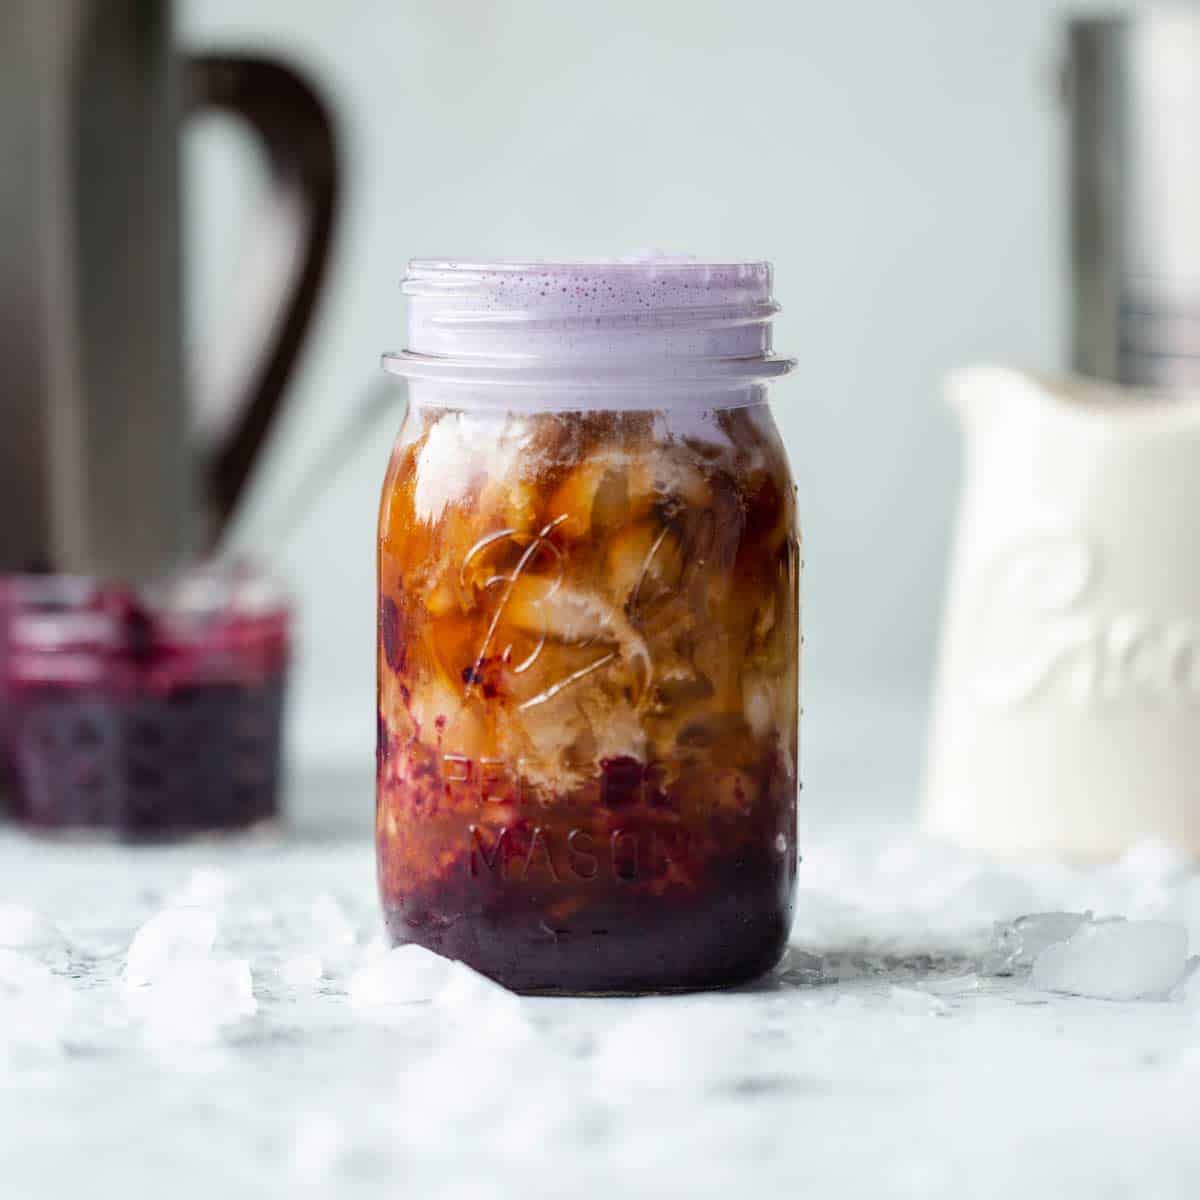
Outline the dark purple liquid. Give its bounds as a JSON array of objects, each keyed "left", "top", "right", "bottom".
[
  {"left": 6, "top": 680, "right": 284, "bottom": 838},
  {"left": 382, "top": 841, "right": 791, "bottom": 994}
]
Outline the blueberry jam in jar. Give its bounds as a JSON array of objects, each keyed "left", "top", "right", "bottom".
[
  {"left": 377, "top": 259, "right": 800, "bottom": 993},
  {"left": 0, "top": 565, "right": 288, "bottom": 839}
]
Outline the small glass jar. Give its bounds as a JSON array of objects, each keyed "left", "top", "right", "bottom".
[
  {"left": 0, "top": 563, "right": 289, "bottom": 839},
  {"left": 377, "top": 259, "right": 799, "bottom": 993}
]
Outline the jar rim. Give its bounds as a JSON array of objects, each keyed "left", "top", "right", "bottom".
[
  {"left": 403, "top": 256, "right": 772, "bottom": 277},
  {"left": 382, "top": 349, "right": 796, "bottom": 387},
  {"left": 392, "top": 256, "right": 793, "bottom": 391}
]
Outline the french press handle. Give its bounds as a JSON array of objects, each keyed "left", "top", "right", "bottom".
[{"left": 185, "top": 55, "right": 340, "bottom": 541}]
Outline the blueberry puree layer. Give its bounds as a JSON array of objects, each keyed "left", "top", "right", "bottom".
[{"left": 378, "top": 743, "right": 796, "bottom": 994}]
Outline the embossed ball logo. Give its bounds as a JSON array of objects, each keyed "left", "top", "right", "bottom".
[{"left": 455, "top": 509, "right": 705, "bottom": 712}]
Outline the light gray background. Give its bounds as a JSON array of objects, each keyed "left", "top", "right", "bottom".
[{"left": 178, "top": 0, "right": 1132, "bottom": 819}]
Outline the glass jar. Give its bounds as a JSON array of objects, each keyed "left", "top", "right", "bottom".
[
  {"left": 377, "top": 259, "right": 799, "bottom": 993},
  {"left": 0, "top": 563, "right": 289, "bottom": 839}
]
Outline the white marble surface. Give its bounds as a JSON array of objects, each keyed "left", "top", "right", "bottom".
[{"left": 2, "top": 787, "right": 1199, "bottom": 1200}]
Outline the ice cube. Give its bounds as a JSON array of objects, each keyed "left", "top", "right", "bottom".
[
  {"left": 346, "top": 944, "right": 449, "bottom": 1008},
  {"left": 432, "top": 960, "right": 530, "bottom": 1042},
  {"left": 279, "top": 954, "right": 324, "bottom": 990},
  {"left": 774, "top": 948, "right": 828, "bottom": 985},
  {"left": 987, "top": 912, "right": 1090, "bottom": 974},
  {"left": 434, "top": 959, "right": 521, "bottom": 1015},
  {"left": 138, "top": 957, "right": 256, "bottom": 1046},
  {"left": 889, "top": 985, "right": 949, "bottom": 1016},
  {"left": 1029, "top": 918, "right": 1189, "bottom": 1000},
  {"left": 124, "top": 908, "right": 218, "bottom": 987}
]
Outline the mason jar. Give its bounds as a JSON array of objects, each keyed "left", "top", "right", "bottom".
[{"left": 377, "top": 258, "right": 799, "bottom": 993}]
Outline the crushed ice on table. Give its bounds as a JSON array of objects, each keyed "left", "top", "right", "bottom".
[
  {"left": 773, "top": 946, "right": 830, "bottom": 984},
  {"left": 121, "top": 904, "right": 257, "bottom": 1045},
  {"left": 124, "top": 908, "right": 219, "bottom": 987},
  {"left": 346, "top": 944, "right": 450, "bottom": 1008},
  {"left": 986, "top": 912, "right": 1091, "bottom": 975},
  {"left": 135, "top": 957, "right": 257, "bottom": 1046},
  {"left": 1028, "top": 918, "right": 1190, "bottom": 1001},
  {"left": 789, "top": 832, "right": 1039, "bottom": 963},
  {"left": 786, "top": 834, "right": 1200, "bottom": 992},
  {"left": 0, "top": 828, "right": 1198, "bottom": 1102},
  {"left": 2, "top": 827, "right": 1200, "bottom": 1198},
  {"left": 429, "top": 959, "right": 532, "bottom": 1046},
  {"left": 346, "top": 947, "right": 530, "bottom": 1038},
  {"left": 434, "top": 959, "right": 522, "bottom": 1016}
]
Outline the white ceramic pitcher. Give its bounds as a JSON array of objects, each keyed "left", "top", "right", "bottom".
[{"left": 922, "top": 366, "right": 1200, "bottom": 860}]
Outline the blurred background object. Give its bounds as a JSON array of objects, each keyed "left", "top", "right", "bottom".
[
  {"left": 1, "top": 563, "right": 289, "bottom": 838},
  {"left": 0, "top": 0, "right": 339, "bottom": 579},
  {"left": 924, "top": 10, "right": 1200, "bottom": 859},
  {"left": 1067, "top": 9, "right": 1200, "bottom": 388},
  {"left": 0, "top": 0, "right": 339, "bottom": 834},
  {"left": 924, "top": 365, "right": 1200, "bottom": 858}
]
